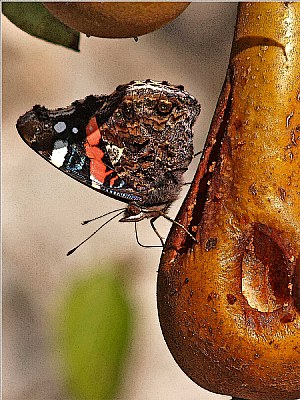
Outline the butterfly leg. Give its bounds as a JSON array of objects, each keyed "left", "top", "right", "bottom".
[
  {"left": 184, "top": 151, "right": 203, "bottom": 185},
  {"left": 134, "top": 222, "right": 162, "bottom": 248},
  {"left": 150, "top": 217, "right": 165, "bottom": 247},
  {"left": 194, "top": 150, "right": 202, "bottom": 158},
  {"left": 160, "top": 213, "right": 199, "bottom": 244}
]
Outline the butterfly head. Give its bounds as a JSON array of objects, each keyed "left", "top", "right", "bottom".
[{"left": 119, "top": 202, "right": 169, "bottom": 222}]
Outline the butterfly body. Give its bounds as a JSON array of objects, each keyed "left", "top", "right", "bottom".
[{"left": 17, "top": 80, "right": 200, "bottom": 223}]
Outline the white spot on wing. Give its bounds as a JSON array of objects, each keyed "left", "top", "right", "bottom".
[
  {"left": 105, "top": 144, "right": 124, "bottom": 165},
  {"left": 90, "top": 175, "right": 102, "bottom": 189},
  {"left": 54, "top": 121, "right": 66, "bottom": 133},
  {"left": 72, "top": 127, "right": 78, "bottom": 134},
  {"left": 51, "top": 140, "right": 68, "bottom": 167}
]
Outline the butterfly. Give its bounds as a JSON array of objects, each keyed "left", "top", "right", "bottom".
[{"left": 16, "top": 80, "right": 200, "bottom": 252}]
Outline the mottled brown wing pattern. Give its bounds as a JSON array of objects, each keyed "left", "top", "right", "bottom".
[{"left": 17, "top": 80, "right": 200, "bottom": 222}]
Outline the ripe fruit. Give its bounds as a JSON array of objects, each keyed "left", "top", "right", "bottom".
[
  {"left": 44, "top": 2, "right": 190, "bottom": 38},
  {"left": 157, "top": 3, "right": 300, "bottom": 399}
]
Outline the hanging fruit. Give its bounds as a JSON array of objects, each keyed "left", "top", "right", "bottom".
[{"left": 157, "top": 3, "right": 300, "bottom": 399}]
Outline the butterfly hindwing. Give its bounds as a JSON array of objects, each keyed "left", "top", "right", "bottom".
[{"left": 17, "top": 80, "right": 200, "bottom": 210}]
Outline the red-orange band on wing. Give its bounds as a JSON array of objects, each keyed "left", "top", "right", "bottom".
[{"left": 85, "top": 117, "right": 113, "bottom": 184}]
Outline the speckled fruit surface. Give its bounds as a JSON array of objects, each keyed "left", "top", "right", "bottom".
[{"left": 157, "top": 3, "right": 300, "bottom": 399}]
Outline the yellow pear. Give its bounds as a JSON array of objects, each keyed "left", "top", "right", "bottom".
[{"left": 157, "top": 3, "right": 300, "bottom": 399}]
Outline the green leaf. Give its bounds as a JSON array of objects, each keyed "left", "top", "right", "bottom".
[
  {"left": 58, "top": 271, "right": 133, "bottom": 400},
  {"left": 2, "top": 2, "right": 79, "bottom": 51}
]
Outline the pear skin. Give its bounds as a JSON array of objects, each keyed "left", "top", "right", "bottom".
[{"left": 157, "top": 3, "right": 300, "bottom": 399}]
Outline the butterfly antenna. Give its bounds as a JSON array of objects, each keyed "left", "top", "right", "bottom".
[
  {"left": 134, "top": 222, "right": 163, "bottom": 248},
  {"left": 159, "top": 213, "right": 199, "bottom": 243},
  {"left": 82, "top": 207, "right": 126, "bottom": 225},
  {"left": 67, "top": 210, "right": 124, "bottom": 256}
]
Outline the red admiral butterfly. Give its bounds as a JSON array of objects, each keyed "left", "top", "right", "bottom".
[{"left": 17, "top": 80, "right": 200, "bottom": 252}]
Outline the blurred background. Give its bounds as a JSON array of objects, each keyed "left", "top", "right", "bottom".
[{"left": 3, "top": 3, "right": 237, "bottom": 400}]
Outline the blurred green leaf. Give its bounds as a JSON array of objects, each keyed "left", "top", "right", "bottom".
[
  {"left": 58, "top": 271, "right": 132, "bottom": 400},
  {"left": 2, "top": 2, "right": 80, "bottom": 51}
]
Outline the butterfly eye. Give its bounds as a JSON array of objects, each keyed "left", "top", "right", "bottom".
[
  {"left": 122, "top": 100, "right": 134, "bottom": 119},
  {"left": 157, "top": 99, "right": 173, "bottom": 115}
]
